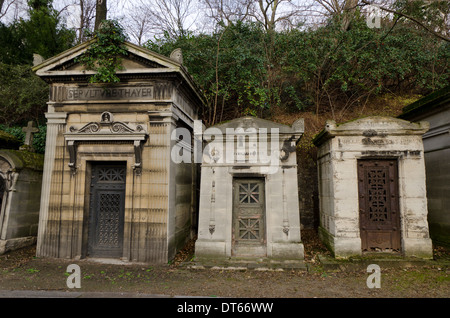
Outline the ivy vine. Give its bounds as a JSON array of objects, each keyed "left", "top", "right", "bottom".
[{"left": 77, "top": 20, "right": 128, "bottom": 83}]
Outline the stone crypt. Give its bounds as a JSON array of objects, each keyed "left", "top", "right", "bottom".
[
  {"left": 194, "top": 116, "right": 305, "bottom": 261},
  {"left": 313, "top": 116, "right": 433, "bottom": 259},
  {"left": 33, "top": 41, "right": 204, "bottom": 263},
  {"left": 0, "top": 123, "right": 44, "bottom": 255}
]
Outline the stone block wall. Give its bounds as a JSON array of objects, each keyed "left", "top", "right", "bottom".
[
  {"left": 0, "top": 150, "right": 44, "bottom": 255},
  {"left": 399, "top": 91, "right": 450, "bottom": 247}
]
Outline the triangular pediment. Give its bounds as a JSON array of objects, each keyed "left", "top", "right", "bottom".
[
  {"left": 32, "top": 40, "right": 184, "bottom": 78},
  {"left": 48, "top": 51, "right": 167, "bottom": 72},
  {"left": 32, "top": 39, "right": 206, "bottom": 108}
]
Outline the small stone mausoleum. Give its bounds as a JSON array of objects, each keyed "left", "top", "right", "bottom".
[
  {"left": 313, "top": 116, "right": 433, "bottom": 258},
  {"left": 195, "top": 116, "right": 305, "bottom": 260},
  {"left": 33, "top": 41, "right": 203, "bottom": 263}
]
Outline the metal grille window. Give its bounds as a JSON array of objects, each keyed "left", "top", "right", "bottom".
[
  {"left": 367, "top": 169, "right": 388, "bottom": 223},
  {"left": 239, "top": 183, "right": 260, "bottom": 204},
  {"left": 238, "top": 218, "right": 261, "bottom": 240}
]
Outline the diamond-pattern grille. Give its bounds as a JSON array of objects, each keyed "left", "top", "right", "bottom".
[
  {"left": 367, "top": 169, "right": 388, "bottom": 223},
  {"left": 97, "top": 193, "right": 121, "bottom": 247},
  {"left": 97, "top": 167, "right": 125, "bottom": 182}
]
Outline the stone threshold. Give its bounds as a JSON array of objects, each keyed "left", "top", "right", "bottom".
[
  {"left": 182, "top": 257, "right": 307, "bottom": 271},
  {"left": 0, "top": 237, "right": 37, "bottom": 255},
  {"left": 316, "top": 254, "right": 450, "bottom": 271},
  {"left": 182, "top": 254, "right": 449, "bottom": 272}
]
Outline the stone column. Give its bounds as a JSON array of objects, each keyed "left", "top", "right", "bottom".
[
  {"left": 167, "top": 112, "right": 179, "bottom": 261},
  {"left": 144, "top": 110, "right": 177, "bottom": 263},
  {"left": 36, "top": 112, "right": 67, "bottom": 257}
]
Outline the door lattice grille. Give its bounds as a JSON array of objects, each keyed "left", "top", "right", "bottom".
[
  {"left": 367, "top": 169, "right": 388, "bottom": 223},
  {"left": 238, "top": 183, "right": 260, "bottom": 204},
  {"left": 97, "top": 167, "right": 126, "bottom": 182},
  {"left": 97, "top": 193, "right": 122, "bottom": 247},
  {"left": 238, "top": 218, "right": 261, "bottom": 240}
]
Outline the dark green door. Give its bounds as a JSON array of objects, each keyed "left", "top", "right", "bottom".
[
  {"left": 232, "top": 178, "right": 266, "bottom": 257},
  {"left": 88, "top": 162, "right": 126, "bottom": 258}
]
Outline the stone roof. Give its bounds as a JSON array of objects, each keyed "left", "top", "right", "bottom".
[
  {"left": 208, "top": 116, "right": 304, "bottom": 135},
  {"left": 0, "top": 149, "right": 44, "bottom": 171},
  {"left": 32, "top": 39, "right": 205, "bottom": 106},
  {"left": 0, "top": 131, "right": 21, "bottom": 150},
  {"left": 313, "top": 116, "right": 429, "bottom": 146},
  {"left": 399, "top": 86, "right": 450, "bottom": 120}
]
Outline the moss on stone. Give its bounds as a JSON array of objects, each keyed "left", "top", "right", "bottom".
[
  {"left": 399, "top": 85, "right": 450, "bottom": 119},
  {"left": 0, "top": 149, "right": 44, "bottom": 171},
  {"left": 0, "top": 130, "right": 21, "bottom": 150}
]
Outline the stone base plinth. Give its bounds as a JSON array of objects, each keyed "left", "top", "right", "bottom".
[{"left": 0, "top": 236, "right": 36, "bottom": 255}]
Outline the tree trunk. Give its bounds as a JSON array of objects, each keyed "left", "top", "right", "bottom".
[
  {"left": 79, "top": 0, "right": 85, "bottom": 42},
  {"left": 341, "top": 0, "right": 358, "bottom": 31},
  {"left": 94, "top": 0, "right": 107, "bottom": 31}
]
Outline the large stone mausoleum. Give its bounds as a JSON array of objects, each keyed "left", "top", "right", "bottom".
[{"left": 33, "top": 40, "right": 204, "bottom": 263}]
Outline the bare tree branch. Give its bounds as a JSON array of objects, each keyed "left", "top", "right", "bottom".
[
  {"left": 78, "top": 0, "right": 96, "bottom": 42},
  {"left": 202, "top": 0, "right": 253, "bottom": 27},
  {"left": 360, "top": 0, "right": 450, "bottom": 42},
  {"left": 123, "top": 1, "right": 153, "bottom": 45},
  {"left": 0, "top": 0, "right": 20, "bottom": 20},
  {"left": 139, "top": 0, "right": 199, "bottom": 39}
]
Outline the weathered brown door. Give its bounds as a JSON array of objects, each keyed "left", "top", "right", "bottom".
[
  {"left": 232, "top": 178, "right": 266, "bottom": 257},
  {"left": 358, "top": 159, "right": 401, "bottom": 253},
  {"left": 88, "top": 162, "right": 126, "bottom": 258}
]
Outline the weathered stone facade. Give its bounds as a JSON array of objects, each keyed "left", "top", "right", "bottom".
[
  {"left": 313, "top": 116, "right": 433, "bottom": 259},
  {"left": 399, "top": 86, "right": 450, "bottom": 247},
  {"left": 33, "top": 41, "right": 203, "bottom": 263},
  {"left": 195, "top": 117, "right": 305, "bottom": 260},
  {"left": 0, "top": 150, "right": 43, "bottom": 254}
]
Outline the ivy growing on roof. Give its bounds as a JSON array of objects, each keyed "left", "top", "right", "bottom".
[{"left": 77, "top": 20, "right": 128, "bottom": 84}]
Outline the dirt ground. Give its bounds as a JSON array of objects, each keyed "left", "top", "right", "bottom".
[{"left": 0, "top": 230, "right": 449, "bottom": 298}]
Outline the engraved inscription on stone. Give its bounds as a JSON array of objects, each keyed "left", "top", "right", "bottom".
[{"left": 66, "top": 86, "right": 154, "bottom": 100}]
